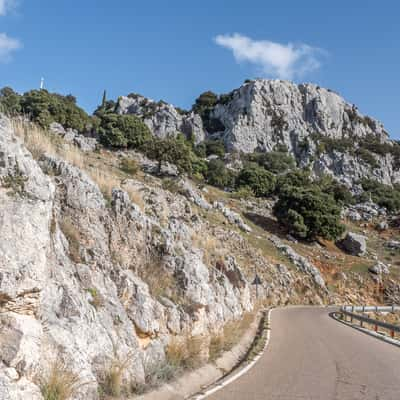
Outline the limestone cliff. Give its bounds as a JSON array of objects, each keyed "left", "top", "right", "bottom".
[{"left": 0, "top": 116, "right": 325, "bottom": 399}]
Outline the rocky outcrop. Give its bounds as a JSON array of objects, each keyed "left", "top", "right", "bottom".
[
  {"left": 50, "top": 122, "right": 98, "bottom": 152},
  {"left": 117, "top": 94, "right": 205, "bottom": 143},
  {"left": 209, "top": 79, "right": 399, "bottom": 186},
  {"left": 0, "top": 116, "right": 254, "bottom": 399},
  {"left": 213, "top": 201, "right": 252, "bottom": 232},
  {"left": 269, "top": 235, "right": 326, "bottom": 289},
  {"left": 340, "top": 232, "right": 367, "bottom": 256}
]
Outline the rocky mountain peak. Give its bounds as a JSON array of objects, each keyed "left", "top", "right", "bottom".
[{"left": 213, "top": 79, "right": 389, "bottom": 154}]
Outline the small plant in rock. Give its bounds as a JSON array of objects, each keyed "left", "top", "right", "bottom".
[
  {"left": 1, "top": 163, "right": 29, "bottom": 197},
  {"left": 59, "top": 217, "right": 82, "bottom": 263},
  {"left": 86, "top": 287, "right": 104, "bottom": 310},
  {"left": 40, "top": 358, "right": 82, "bottom": 400},
  {"left": 98, "top": 352, "right": 133, "bottom": 398},
  {"left": 119, "top": 157, "right": 139, "bottom": 176}
]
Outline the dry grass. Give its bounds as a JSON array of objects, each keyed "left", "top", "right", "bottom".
[
  {"left": 166, "top": 335, "right": 205, "bottom": 371},
  {"left": 40, "top": 359, "right": 82, "bottom": 400},
  {"left": 12, "top": 118, "right": 145, "bottom": 209},
  {"left": 99, "top": 351, "right": 133, "bottom": 399},
  {"left": 191, "top": 232, "right": 226, "bottom": 267},
  {"left": 59, "top": 217, "right": 82, "bottom": 263},
  {"left": 119, "top": 158, "right": 139, "bottom": 176},
  {"left": 124, "top": 185, "right": 145, "bottom": 211},
  {"left": 209, "top": 312, "right": 256, "bottom": 361}
]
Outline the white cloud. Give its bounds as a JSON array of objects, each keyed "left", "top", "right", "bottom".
[
  {"left": 0, "top": 32, "right": 21, "bottom": 62},
  {"left": 215, "top": 33, "right": 324, "bottom": 80},
  {"left": 0, "top": 0, "right": 17, "bottom": 16}
]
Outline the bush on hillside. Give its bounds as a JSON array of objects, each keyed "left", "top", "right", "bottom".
[
  {"left": 316, "top": 176, "right": 354, "bottom": 206},
  {"left": 246, "top": 151, "right": 295, "bottom": 174},
  {"left": 98, "top": 113, "right": 151, "bottom": 148},
  {"left": 236, "top": 163, "right": 276, "bottom": 197},
  {"left": 275, "top": 170, "right": 312, "bottom": 195},
  {"left": 359, "top": 179, "right": 400, "bottom": 212},
  {"left": 205, "top": 159, "right": 236, "bottom": 189},
  {"left": 20, "top": 90, "right": 91, "bottom": 132},
  {"left": 195, "top": 139, "right": 226, "bottom": 158},
  {"left": 143, "top": 136, "right": 193, "bottom": 174},
  {"left": 192, "top": 91, "right": 225, "bottom": 134},
  {"left": 273, "top": 186, "right": 345, "bottom": 240},
  {"left": 0, "top": 87, "right": 22, "bottom": 115}
]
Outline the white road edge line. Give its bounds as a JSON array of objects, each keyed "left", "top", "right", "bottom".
[{"left": 190, "top": 308, "right": 273, "bottom": 400}]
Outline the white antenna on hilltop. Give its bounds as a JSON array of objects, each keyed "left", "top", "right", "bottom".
[{"left": 40, "top": 77, "right": 45, "bottom": 90}]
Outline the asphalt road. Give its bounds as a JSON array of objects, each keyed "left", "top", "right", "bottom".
[{"left": 207, "top": 307, "right": 400, "bottom": 400}]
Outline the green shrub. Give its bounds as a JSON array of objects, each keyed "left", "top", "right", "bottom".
[
  {"left": 275, "top": 170, "right": 312, "bottom": 195},
  {"left": 0, "top": 87, "right": 22, "bottom": 115},
  {"left": 98, "top": 113, "right": 151, "bottom": 149},
  {"left": 356, "top": 148, "right": 379, "bottom": 168},
  {"left": 20, "top": 90, "right": 91, "bottom": 132},
  {"left": 360, "top": 179, "right": 400, "bottom": 212},
  {"left": 143, "top": 136, "right": 192, "bottom": 174},
  {"left": 119, "top": 158, "right": 140, "bottom": 175},
  {"left": 205, "top": 159, "right": 236, "bottom": 189},
  {"left": 247, "top": 151, "right": 295, "bottom": 174},
  {"left": 236, "top": 163, "right": 276, "bottom": 197},
  {"left": 273, "top": 186, "right": 345, "bottom": 240},
  {"left": 192, "top": 91, "right": 225, "bottom": 133},
  {"left": 230, "top": 185, "right": 255, "bottom": 200},
  {"left": 316, "top": 176, "right": 354, "bottom": 206}
]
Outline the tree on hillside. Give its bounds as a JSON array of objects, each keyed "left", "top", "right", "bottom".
[
  {"left": 273, "top": 186, "right": 345, "bottom": 240},
  {"left": 20, "top": 89, "right": 91, "bottom": 132},
  {"left": 143, "top": 136, "right": 193, "bottom": 174},
  {"left": 0, "top": 87, "right": 22, "bottom": 115},
  {"left": 205, "top": 159, "right": 236, "bottom": 188},
  {"left": 236, "top": 163, "right": 276, "bottom": 197},
  {"left": 98, "top": 113, "right": 151, "bottom": 149}
]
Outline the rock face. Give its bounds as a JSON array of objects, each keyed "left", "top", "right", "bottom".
[
  {"left": 340, "top": 232, "right": 367, "bottom": 256},
  {"left": 117, "top": 94, "right": 205, "bottom": 143},
  {"left": 116, "top": 80, "right": 400, "bottom": 187},
  {"left": 50, "top": 122, "right": 98, "bottom": 152},
  {"left": 269, "top": 235, "right": 326, "bottom": 289},
  {"left": 0, "top": 116, "right": 254, "bottom": 399},
  {"left": 213, "top": 80, "right": 387, "bottom": 151},
  {"left": 210, "top": 80, "right": 399, "bottom": 186}
]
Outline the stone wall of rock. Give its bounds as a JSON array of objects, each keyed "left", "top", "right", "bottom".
[
  {"left": 117, "top": 94, "right": 205, "bottom": 143},
  {"left": 211, "top": 79, "right": 399, "bottom": 185},
  {"left": 0, "top": 116, "right": 254, "bottom": 399},
  {"left": 116, "top": 80, "right": 400, "bottom": 187}
]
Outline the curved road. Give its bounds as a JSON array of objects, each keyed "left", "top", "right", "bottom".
[{"left": 207, "top": 307, "right": 400, "bottom": 400}]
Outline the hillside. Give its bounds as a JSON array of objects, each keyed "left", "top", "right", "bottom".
[{"left": 0, "top": 80, "right": 400, "bottom": 399}]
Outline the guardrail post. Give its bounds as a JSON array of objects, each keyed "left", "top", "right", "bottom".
[
  {"left": 392, "top": 304, "right": 395, "bottom": 313},
  {"left": 391, "top": 330, "right": 395, "bottom": 339},
  {"left": 375, "top": 324, "right": 378, "bottom": 332}
]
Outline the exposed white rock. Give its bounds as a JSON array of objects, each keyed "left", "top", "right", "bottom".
[
  {"left": 0, "top": 116, "right": 254, "bottom": 398},
  {"left": 213, "top": 201, "right": 252, "bottom": 232},
  {"left": 210, "top": 79, "right": 399, "bottom": 186},
  {"left": 117, "top": 94, "right": 205, "bottom": 143},
  {"left": 49, "top": 122, "right": 98, "bottom": 152},
  {"left": 269, "top": 235, "right": 326, "bottom": 289},
  {"left": 369, "top": 262, "right": 390, "bottom": 275},
  {"left": 340, "top": 232, "right": 367, "bottom": 256}
]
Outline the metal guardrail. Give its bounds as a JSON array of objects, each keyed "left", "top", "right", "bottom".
[
  {"left": 338, "top": 305, "right": 400, "bottom": 339},
  {"left": 342, "top": 305, "right": 400, "bottom": 313}
]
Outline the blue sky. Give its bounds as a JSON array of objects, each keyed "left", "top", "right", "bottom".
[{"left": 1, "top": 0, "right": 399, "bottom": 137}]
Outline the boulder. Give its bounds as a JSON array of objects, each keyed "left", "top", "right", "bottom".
[
  {"left": 369, "top": 262, "right": 390, "bottom": 275},
  {"left": 340, "top": 232, "right": 367, "bottom": 256}
]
